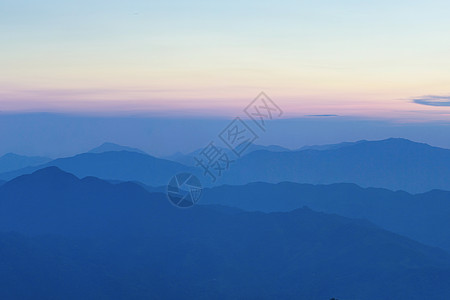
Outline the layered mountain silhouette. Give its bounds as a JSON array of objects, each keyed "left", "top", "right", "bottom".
[
  {"left": 202, "top": 182, "right": 450, "bottom": 251},
  {"left": 1, "top": 138, "right": 449, "bottom": 193},
  {"left": 1, "top": 167, "right": 450, "bottom": 299},
  {"left": 0, "top": 151, "right": 195, "bottom": 186},
  {"left": 219, "top": 138, "right": 450, "bottom": 193},
  {"left": 0, "top": 153, "right": 51, "bottom": 173}
]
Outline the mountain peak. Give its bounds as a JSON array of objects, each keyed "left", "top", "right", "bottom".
[
  {"left": 362, "top": 138, "right": 432, "bottom": 149},
  {"left": 380, "top": 137, "right": 414, "bottom": 143},
  {"left": 88, "top": 142, "right": 147, "bottom": 154},
  {"left": 1, "top": 153, "right": 21, "bottom": 158},
  {"left": 31, "top": 166, "right": 71, "bottom": 176},
  {"left": 2, "top": 167, "right": 79, "bottom": 190}
]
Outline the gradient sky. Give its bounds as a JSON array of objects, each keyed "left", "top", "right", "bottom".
[{"left": 1, "top": 0, "right": 450, "bottom": 120}]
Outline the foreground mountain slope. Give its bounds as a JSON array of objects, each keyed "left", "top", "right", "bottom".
[
  {"left": 221, "top": 138, "right": 450, "bottom": 192},
  {"left": 0, "top": 168, "right": 450, "bottom": 299},
  {"left": 0, "top": 151, "right": 195, "bottom": 186}
]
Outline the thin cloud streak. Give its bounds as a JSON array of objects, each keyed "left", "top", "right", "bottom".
[
  {"left": 305, "top": 114, "right": 339, "bottom": 117},
  {"left": 412, "top": 95, "right": 450, "bottom": 107}
]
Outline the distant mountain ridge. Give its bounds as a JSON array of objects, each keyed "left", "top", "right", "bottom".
[
  {"left": 88, "top": 142, "right": 147, "bottom": 154},
  {"left": 220, "top": 138, "right": 450, "bottom": 193},
  {"left": 1, "top": 138, "right": 450, "bottom": 193},
  {"left": 298, "top": 140, "right": 367, "bottom": 151},
  {"left": 165, "top": 144, "right": 290, "bottom": 166},
  {"left": 0, "top": 151, "right": 195, "bottom": 186},
  {"left": 0, "top": 153, "right": 51, "bottom": 173},
  {"left": 0, "top": 167, "right": 450, "bottom": 299}
]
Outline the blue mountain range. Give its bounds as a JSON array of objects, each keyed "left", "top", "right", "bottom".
[
  {"left": 201, "top": 181, "right": 450, "bottom": 251},
  {"left": 2, "top": 138, "right": 450, "bottom": 194},
  {"left": 0, "top": 167, "right": 449, "bottom": 299},
  {"left": 220, "top": 138, "right": 450, "bottom": 193}
]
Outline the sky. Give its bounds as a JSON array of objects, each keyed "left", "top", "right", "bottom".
[{"left": 1, "top": 0, "right": 450, "bottom": 120}]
